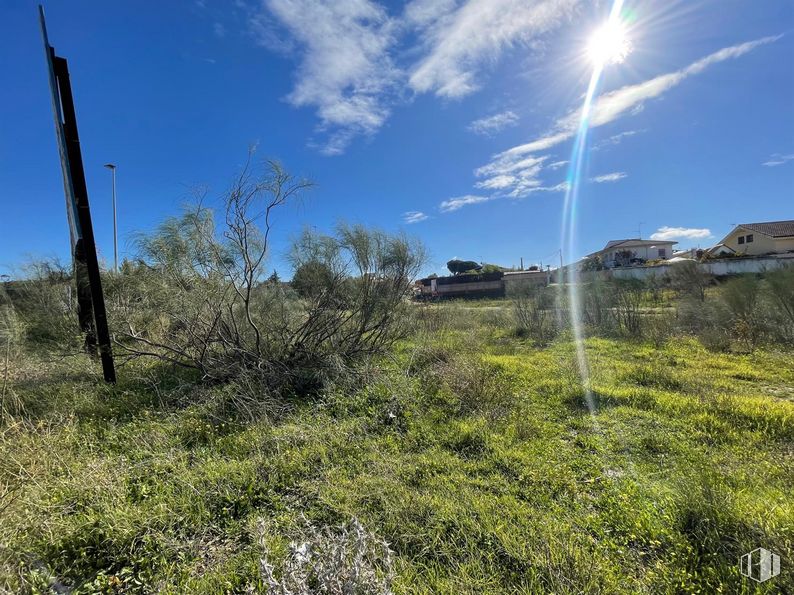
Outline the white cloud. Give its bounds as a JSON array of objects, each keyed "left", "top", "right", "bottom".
[
  {"left": 475, "top": 36, "right": 779, "bottom": 197},
  {"left": 256, "top": 0, "right": 399, "bottom": 155},
  {"left": 468, "top": 110, "right": 519, "bottom": 136},
  {"left": 547, "top": 160, "right": 568, "bottom": 170},
  {"left": 650, "top": 226, "right": 713, "bottom": 241},
  {"left": 439, "top": 194, "right": 492, "bottom": 212},
  {"left": 525, "top": 181, "right": 569, "bottom": 194},
  {"left": 403, "top": 0, "right": 458, "bottom": 29},
  {"left": 474, "top": 174, "right": 518, "bottom": 190},
  {"left": 403, "top": 210, "right": 429, "bottom": 223},
  {"left": 590, "top": 171, "right": 627, "bottom": 183},
  {"left": 213, "top": 22, "right": 227, "bottom": 38},
  {"left": 762, "top": 153, "right": 794, "bottom": 167},
  {"left": 409, "top": 0, "right": 581, "bottom": 98},
  {"left": 592, "top": 129, "right": 644, "bottom": 150}
]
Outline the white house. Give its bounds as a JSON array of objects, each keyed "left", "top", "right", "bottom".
[{"left": 586, "top": 239, "right": 677, "bottom": 268}]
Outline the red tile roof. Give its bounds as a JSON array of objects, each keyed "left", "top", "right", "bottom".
[{"left": 739, "top": 220, "right": 794, "bottom": 238}]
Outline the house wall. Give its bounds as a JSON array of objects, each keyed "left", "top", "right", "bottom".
[
  {"left": 721, "top": 228, "right": 794, "bottom": 255},
  {"left": 601, "top": 242, "right": 675, "bottom": 263},
  {"left": 773, "top": 237, "right": 794, "bottom": 253},
  {"left": 503, "top": 271, "right": 548, "bottom": 289}
]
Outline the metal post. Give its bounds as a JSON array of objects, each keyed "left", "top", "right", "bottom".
[{"left": 40, "top": 6, "right": 116, "bottom": 383}]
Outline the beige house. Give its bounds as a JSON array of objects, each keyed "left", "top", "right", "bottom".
[
  {"left": 715, "top": 220, "right": 794, "bottom": 256},
  {"left": 587, "top": 239, "right": 677, "bottom": 268}
]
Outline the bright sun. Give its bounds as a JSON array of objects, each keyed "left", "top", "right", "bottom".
[{"left": 587, "top": 19, "right": 632, "bottom": 66}]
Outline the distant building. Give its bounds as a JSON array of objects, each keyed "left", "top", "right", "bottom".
[
  {"left": 502, "top": 269, "right": 549, "bottom": 289},
  {"left": 714, "top": 220, "right": 794, "bottom": 256},
  {"left": 415, "top": 269, "right": 550, "bottom": 299},
  {"left": 672, "top": 247, "right": 704, "bottom": 260},
  {"left": 586, "top": 238, "right": 677, "bottom": 268}
]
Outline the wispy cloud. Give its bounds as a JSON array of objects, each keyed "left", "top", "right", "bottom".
[
  {"left": 762, "top": 153, "right": 794, "bottom": 167},
  {"left": 409, "top": 0, "right": 581, "bottom": 98},
  {"left": 547, "top": 160, "right": 568, "bottom": 170},
  {"left": 403, "top": 210, "right": 429, "bottom": 223},
  {"left": 592, "top": 129, "right": 644, "bottom": 151},
  {"left": 254, "top": 0, "right": 399, "bottom": 155},
  {"left": 439, "top": 194, "right": 493, "bottom": 212},
  {"left": 475, "top": 35, "right": 779, "bottom": 197},
  {"left": 249, "top": 0, "right": 580, "bottom": 153},
  {"left": 213, "top": 22, "right": 227, "bottom": 38},
  {"left": 468, "top": 110, "right": 519, "bottom": 136},
  {"left": 590, "top": 172, "right": 627, "bottom": 183},
  {"left": 650, "top": 226, "right": 713, "bottom": 241}
]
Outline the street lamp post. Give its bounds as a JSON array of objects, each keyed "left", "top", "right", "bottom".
[{"left": 104, "top": 163, "right": 117, "bottom": 272}]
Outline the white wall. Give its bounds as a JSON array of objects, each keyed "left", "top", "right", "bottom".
[{"left": 598, "top": 254, "right": 794, "bottom": 281}]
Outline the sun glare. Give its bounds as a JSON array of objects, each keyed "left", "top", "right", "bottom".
[{"left": 587, "top": 19, "right": 632, "bottom": 66}]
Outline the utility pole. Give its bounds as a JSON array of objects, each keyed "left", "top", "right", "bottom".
[
  {"left": 104, "top": 163, "right": 117, "bottom": 272},
  {"left": 637, "top": 221, "right": 645, "bottom": 240},
  {"left": 559, "top": 249, "right": 564, "bottom": 284}
]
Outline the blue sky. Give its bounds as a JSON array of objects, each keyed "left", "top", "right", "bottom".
[{"left": 1, "top": 0, "right": 792, "bottom": 277}]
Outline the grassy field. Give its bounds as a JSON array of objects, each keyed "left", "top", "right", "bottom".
[{"left": 1, "top": 301, "right": 792, "bottom": 593}]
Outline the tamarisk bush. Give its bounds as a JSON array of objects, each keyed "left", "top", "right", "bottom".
[{"left": 112, "top": 157, "right": 425, "bottom": 394}]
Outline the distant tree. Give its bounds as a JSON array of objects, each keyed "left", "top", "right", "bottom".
[
  {"left": 580, "top": 256, "right": 603, "bottom": 272},
  {"left": 291, "top": 261, "right": 334, "bottom": 299},
  {"left": 446, "top": 259, "right": 481, "bottom": 275},
  {"left": 480, "top": 263, "right": 503, "bottom": 274},
  {"left": 267, "top": 269, "right": 280, "bottom": 284},
  {"left": 528, "top": 265, "right": 539, "bottom": 271},
  {"left": 614, "top": 249, "right": 634, "bottom": 266}
]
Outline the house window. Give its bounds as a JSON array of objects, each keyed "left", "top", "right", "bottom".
[
  {"left": 746, "top": 234, "right": 754, "bottom": 243},
  {"left": 738, "top": 236, "right": 745, "bottom": 244},
  {"left": 658, "top": 248, "right": 666, "bottom": 258}
]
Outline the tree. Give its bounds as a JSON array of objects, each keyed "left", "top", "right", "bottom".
[
  {"left": 480, "top": 263, "right": 504, "bottom": 274},
  {"left": 446, "top": 259, "right": 481, "bottom": 275},
  {"left": 291, "top": 260, "right": 334, "bottom": 299}
]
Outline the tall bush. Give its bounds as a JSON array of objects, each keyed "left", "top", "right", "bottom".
[{"left": 112, "top": 157, "right": 426, "bottom": 394}]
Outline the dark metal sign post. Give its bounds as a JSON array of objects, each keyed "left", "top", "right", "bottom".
[{"left": 40, "top": 6, "right": 116, "bottom": 383}]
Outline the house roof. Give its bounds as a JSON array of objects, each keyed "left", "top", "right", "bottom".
[
  {"left": 737, "top": 220, "right": 794, "bottom": 238},
  {"left": 586, "top": 238, "right": 677, "bottom": 258},
  {"left": 594, "top": 238, "right": 676, "bottom": 253},
  {"left": 706, "top": 243, "right": 736, "bottom": 255}
]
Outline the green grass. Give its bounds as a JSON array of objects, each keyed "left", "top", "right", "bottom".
[{"left": 1, "top": 303, "right": 792, "bottom": 593}]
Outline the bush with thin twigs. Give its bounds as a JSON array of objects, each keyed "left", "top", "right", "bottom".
[
  {"left": 509, "top": 281, "right": 559, "bottom": 346},
  {"left": 110, "top": 156, "right": 426, "bottom": 397},
  {"left": 765, "top": 265, "right": 794, "bottom": 345}
]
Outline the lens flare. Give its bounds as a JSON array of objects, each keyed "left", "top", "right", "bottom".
[
  {"left": 587, "top": 18, "right": 632, "bottom": 65},
  {"left": 561, "top": 0, "right": 629, "bottom": 414}
]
